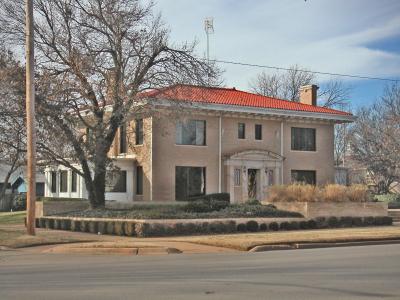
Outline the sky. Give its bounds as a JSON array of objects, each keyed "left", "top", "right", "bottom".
[{"left": 154, "top": 0, "right": 400, "bottom": 109}]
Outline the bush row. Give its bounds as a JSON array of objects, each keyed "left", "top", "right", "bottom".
[{"left": 35, "top": 215, "right": 392, "bottom": 237}]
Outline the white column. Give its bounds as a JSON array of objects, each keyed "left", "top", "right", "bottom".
[{"left": 242, "top": 166, "right": 248, "bottom": 202}]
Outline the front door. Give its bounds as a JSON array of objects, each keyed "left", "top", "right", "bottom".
[{"left": 248, "top": 169, "right": 258, "bottom": 200}]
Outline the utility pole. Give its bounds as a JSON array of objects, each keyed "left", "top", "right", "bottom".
[
  {"left": 25, "top": 0, "right": 36, "bottom": 235},
  {"left": 204, "top": 17, "right": 214, "bottom": 63}
]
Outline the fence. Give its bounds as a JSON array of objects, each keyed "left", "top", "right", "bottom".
[{"left": 0, "top": 194, "right": 14, "bottom": 212}]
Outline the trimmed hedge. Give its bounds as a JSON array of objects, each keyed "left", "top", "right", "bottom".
[{"left": 35, "top": 215, "right": 393, "bottom": 237}]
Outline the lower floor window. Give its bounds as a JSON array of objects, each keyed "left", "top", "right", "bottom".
[
  {"left": 234, "top": 168, "right": 241, "bottom": 186},
  {"left": 291, "top": 170, "right": 316, "bottom": 185},
  {"left": 136, "top": 166, "right": 143, "bottom": 195},
  {"left": 175, "top": 166, "right": 206, "bottom": 201},
  {"left": 59, "top": 170, "right": 68, "bottom": 193},
  {"left": 105, "top": 170, "right": 127, "bottom": 193}
]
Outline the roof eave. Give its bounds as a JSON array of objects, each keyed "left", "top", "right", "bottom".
[{"left": 151, "top": 98, "right": 356, "bottom": 123}]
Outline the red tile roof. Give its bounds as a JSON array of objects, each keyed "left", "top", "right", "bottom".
[{"left": 145, "top": 84, "right": 352, "bottom": 116}]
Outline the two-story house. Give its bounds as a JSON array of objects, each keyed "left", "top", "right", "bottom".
[{"left": 44, "top": 84, "right": 355, "bottom": 203}]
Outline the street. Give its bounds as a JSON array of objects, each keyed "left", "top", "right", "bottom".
[{"left": 1, "top": 244, "right": 400, "bottom": 299}]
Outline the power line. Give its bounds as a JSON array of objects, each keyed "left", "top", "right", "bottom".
[{"left": 211, "top": 59, "right": 400, "bottom": 83}]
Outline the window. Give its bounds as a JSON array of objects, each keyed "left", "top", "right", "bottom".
[
  {"left": 105, "top": 170, "right": 127, "bottom": 193},
  {"left": 291, "top": 170, "right": 316, "bottom": 185},
  {"left": 136, "top": 166, "right": 143, "bottom": 195},
  {"left": 175, "top": 166, "right": 206, "bottom": 200},
  {"left": 176, "top": 120, "right": 206, "bottom": 146},
  {"left": 71, "top": 171, "right": 77, "bottom": 193},
  {"left": 51, "top": 171, "right": 57, "bottom": 193},
  {"left": 135, "top": 119, "right": 143, "bottom": 145},
  {"left": 291, "top": 127, "right": 316, "bottom": 151},
  {"left": 119, "top": 124, "right": 127, "bottom": 154},
  {"left": 36, "top": 183, "right": 45, "bottom": 197},
  {"left": 234, "top": 168, "right": 241, "bottom": 186},
  {"left": 59, "top": 170, "right": 68, "bottom": 193},
  {"left": 255, "top": 124, "right": 262, "bottom": 140},
  {"left": 238, "top": 123, "right": 245, "bottom": 139}
]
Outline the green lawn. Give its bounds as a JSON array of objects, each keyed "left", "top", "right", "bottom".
[{"left": 0, "top": 211, "right": 26, "bottom": 225}]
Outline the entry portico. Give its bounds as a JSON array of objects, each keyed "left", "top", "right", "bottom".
[{"left": 224, "top": 150, "right": 284, "bottom": 203}]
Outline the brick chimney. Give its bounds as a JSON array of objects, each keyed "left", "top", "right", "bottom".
[{"left": 299, "top": 85, "right": 319, "bottom": 106}]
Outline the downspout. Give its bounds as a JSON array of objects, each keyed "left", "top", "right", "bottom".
[
  {"left": 280, "top": 121, "right": 284, "bottom": 184},
  {"left": 218, "top": 114, "right": 222, "bottom": 193}
]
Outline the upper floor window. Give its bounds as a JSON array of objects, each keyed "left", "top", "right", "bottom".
[
  {"left": 119, "top": 124, "right": 127, "bottom": 154},
  {"left": 291, "top": 127, "right": 316, "bottom": 151},
  {"left": 255, "top": 124, "right": 262, "bottom": 140},
  {"left": 176, "top": 120, "right": 206, "bottom": 146},
  {"left": 238, "top": 123, "right": 245, "bottom": 139},
  {"left": 135, "top": 119, "right": 143, "bottom": 145}
]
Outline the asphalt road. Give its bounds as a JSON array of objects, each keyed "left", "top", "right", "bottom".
[{"left": 1, "top": 244, "right": 400, "bottom": 300}]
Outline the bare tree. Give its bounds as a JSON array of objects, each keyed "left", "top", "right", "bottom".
[
  {"left": 0, "top": 0, "right": 220, "bottom": 208},
  {"left": 249, "top": 65, "right": 351, "bottom": 108},
  {"left": 350, "top": 84, "right": 400, "bottom": 194},
  {"left": 0, "top": 47, "right": 26, "bottom": 201}
]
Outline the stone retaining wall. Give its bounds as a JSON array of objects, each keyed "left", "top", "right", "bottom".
[{"left": 265, "top": 202, "right": 388, "bottom": 218}]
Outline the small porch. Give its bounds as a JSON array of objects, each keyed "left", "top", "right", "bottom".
[{"left": 224, "top": 150, "right": 284, "bottom": 203}]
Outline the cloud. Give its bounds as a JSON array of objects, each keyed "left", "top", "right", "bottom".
[{"left": 155, "top": 0, "right": 400, "bottom": 89}]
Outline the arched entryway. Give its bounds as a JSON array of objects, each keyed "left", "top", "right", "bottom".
[{"left": 224, "top": 150, "right": 284, "bottom": 203}]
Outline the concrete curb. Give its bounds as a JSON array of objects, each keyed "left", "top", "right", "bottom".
[
  {"left": 44, "top": 245, "right": 182, "bottom": 255},
  {"left": 249, "top": 239, "right": 400, "bottom": 252}
]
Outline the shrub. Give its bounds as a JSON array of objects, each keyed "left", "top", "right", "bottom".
[
  {"left": 148, "top": 223, "right": 166, "bottom": 236},
  {"left": 135, "top": 222, "right": 151, "bottom": 237},
  {"left": 259, "top": 223, "right": 268, "bottom": 231},
  {"left": 224, "top": 220, "right": 237, "bottom": 233},
  {"left": 184, "top": 201, "right": 212, "bottom": 213},
  {"left": 39, "top": 218, "right": 46, "bottom": 228},
  {"left": 346, "top": 185, "right": 371, "bottom": 202},
  {"left": 208, "top": 221, "right": 227, "bottom": 234},
  {"left": 351, "top": 217, "right": 363, "bottom": 227},
  {"left": 12, "top": 194, "right": 27, "bottom": 211},
  {"left": 53, "top": 219, "right": 62, "bottom": 230},
  {"left": 299, "top": 220, "right": 309, "bottom": 229},
  {"left": 237, "top": 223, "right": 246, "bottom": 232},
  {"left": 114, "top": 222, "right": 125, "bottom": 236},
  {"left": 327, "top": 216, "right": 339, "bottom": 228},
  {"left": 246, "top": 220, "right": 259, "bottom": 232},
  {"left": 60, "top": 219, "right": 71, "bottom": 231},
  {"left": 45, "top": 218, "right": 54, "bottom": 229},
  {"left": 190, "top": 193, "right": 230, "bottom": 202},
  {"left": 381, "top": 216, "right": 393, "bottom": 226},
  {"left": 80, "top": 220, "right": 90, "bottom": 233},
  {"left": 246, "top": 199, "right": 261, "bottom": 206},
  {"left": 363, "top": 216, "right": 375, "bottom": 226},
  {"left": 268, "top": 184, "right": 319, "bottom": 202},
  {"left": 106, "top": 222, "right": 115, "bottom": 235},
  {"left": 339, "top": 216, "right": 353, "bottom": 228},
  {"left": 88, "top": 221, "right": 98, "bottom": 234},
  {"left": 71, "top": 220, "right": 81, "bottom": 231},
  {"left": 97, "top": 221, "right": 107, "bottom": 234},
  {"left": 289, "top": 221, "right": 300, "bottom": 230},
  {"left": 269, "top": 222, "right": 279, "bottom": 231},
  {"left": 267, "top": 184, "right": 371, "bottom": 203},
  {"left": 315, "top": 217, "right": 327, "bottom": 229},
  {"left": 375, "top": 193, "right": 400, "bottom": 203},
  {"left": 201, "top": 222, "right": 209, "bottom": 233},
  {"left": 124, "top": 222, "right": 136, "bottom": 236},
  {"left": 279, "top": 221, "right": 290, "bottom": 230},
  {"left": 307, "top": 219, "right": 317, "bottom": 229}
]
